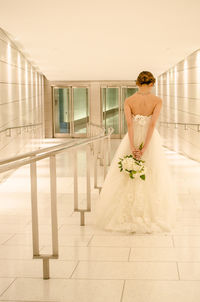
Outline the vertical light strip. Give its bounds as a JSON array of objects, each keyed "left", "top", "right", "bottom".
[
  {"left": 174, "top": 66, "right": 178, "bottom": 122},
  {"left": 25, "top": 61, "right": 29, "bottom": 124},
  {"left": 196, "top": 50, "right": 200, "bottom": 100},
  {"left": 183, "top": 59, "right": 188, "bottom": 98},
  {"left": 30, "top": 66, "right": 33, "bottom": 112},
  {"left": 17, "top": 53, "right": 22, "bottom": 124},
  {"left": 166, "top": 71, "right": 170, "bottom": 121},
  {"left": 35, "top": 72, "right": 38, "bottom": 116},
  {"left": 7, "top": 43, "right": 12, "bottom": 101}
]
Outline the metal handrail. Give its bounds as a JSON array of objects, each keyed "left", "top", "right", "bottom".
[
  {"left": 87, "top": 122, "right": 105, "bottom": 136},
  {"left": 0, "top": 133, "right": 110, "bottom": 170},
  {"left": 87, "top": 121, "right": 105, "bottom": 131},
  {"left": 0, "top": 122, "right": 42, "bottom": 135},
  {"left": 159, "top": 120, "right": 200, "bottom": 132},
  {"left": 0, "top": 125, "right": 114, "bottom": 279}
]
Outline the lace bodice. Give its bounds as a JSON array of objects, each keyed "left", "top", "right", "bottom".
[{"left": 132, "top": 114, "right": 152, "bottom": 126}]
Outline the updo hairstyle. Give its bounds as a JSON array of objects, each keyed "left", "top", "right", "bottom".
[{"left": 136, "top": 71, "right": 156, "bottom": 86}]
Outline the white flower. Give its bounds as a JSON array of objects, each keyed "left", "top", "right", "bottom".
[
  {"left": 132, "top": 162, "right": 141, "bottom": 171},
  {"left": 122, "top": 158, "right": 133, "bottom": 171}
]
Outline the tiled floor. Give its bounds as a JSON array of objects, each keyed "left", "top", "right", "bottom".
[{"left": 0, "top": 139, "right": 200, "bottom": 301}]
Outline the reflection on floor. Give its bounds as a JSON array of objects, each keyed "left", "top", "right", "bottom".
[{"left": 0, "top": 139, "right": 200, "bottom": 302}]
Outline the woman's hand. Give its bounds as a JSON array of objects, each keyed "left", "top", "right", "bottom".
[
  {"left": 131, "top": 148, "right": 141, "bottom": 159},
  {"left": 132, "top": 147, "right": 146, "bottom": 160},
  {"left": 136, "top": 147, "right": 146, "bottom": 160}
]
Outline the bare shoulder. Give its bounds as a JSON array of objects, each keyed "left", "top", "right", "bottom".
[
  {"left": 155, "top": 96, "right": 163, "bottom": 103},
  {"left": 124, "top": 97, "right": 132, "bottom": 106},
  {"left": 125, "top": 94, "right": 137, "bottom": 104},
  {"left": 125, "top": 93, "right": 162, "bottom": 105}
]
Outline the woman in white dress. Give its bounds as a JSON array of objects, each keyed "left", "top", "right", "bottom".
[{"left": 93, "top": 71, "right": 180, "bottom": 234}]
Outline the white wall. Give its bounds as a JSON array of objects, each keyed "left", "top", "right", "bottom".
[
  {"left": 156, "top": 49, "right": 200, "bottom": 162},
  {"left": 0, "top": 28, "right": 45, "bottom": 181}
]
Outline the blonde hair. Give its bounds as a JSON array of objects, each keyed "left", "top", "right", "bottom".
[{"left": 136, "top": 71, "right": 156, "bottom": 86}]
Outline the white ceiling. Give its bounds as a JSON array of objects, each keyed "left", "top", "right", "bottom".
[{"left": 0, "top": 0, "right": 199, "bottom": 81}]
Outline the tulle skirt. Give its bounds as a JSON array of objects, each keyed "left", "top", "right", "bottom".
[{"left": 92, "top": 116, "right": 181, "bottom": 234}]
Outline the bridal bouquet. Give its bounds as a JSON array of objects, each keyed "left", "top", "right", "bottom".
[{"left": 118, "top": 142, "right": 146, "bottom": 180}]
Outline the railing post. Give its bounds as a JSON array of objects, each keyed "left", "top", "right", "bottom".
[
  {"left": 73, "top": 150, "right": 78, "bottom": 211},
  {"left": 86, "top": 123, "right": 89, "bottom": 138},
  {"left": 43, "top": 257, "right": 50, "bottom": 280},
  {"left": 49, "top": 155, "right": 58, "bottom": 257},
  {"left": 107, "top": 128, "right": 111, "bottom": 166},
  {"left": 86, "top": 144, "right": 91, "bottom": 211},
  {"left": 6, "top": 129, "right": 11, "bottom": 136},
  {"left": 30, "top": 161, "right": 40, "bottom": 256},
  {"left": 100, "top": 139, "right": 104, "bottom": 166},
  {"left": 103, "top": 139, "right": 107, "bottom": 180},
  {"left": 94, "top": 142, "right": 98, "bottom": 188}
]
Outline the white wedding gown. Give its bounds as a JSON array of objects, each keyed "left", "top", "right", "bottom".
[{"left": 92, "top": 114, "right": 181, "bottom": 234}]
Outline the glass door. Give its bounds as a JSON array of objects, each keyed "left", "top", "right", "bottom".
[
  {"left": 121, "top": 87, "right": 138, "bottom": 137},
  {"left": 101, "top": 86, "right": 138, "bottom": 138},
  {"left": 101, "top": 87, "right": 120, "bottom": 138},
  {"left": 53, "top": 86, "right": 89, "bottom": 137},
  {"left": 72, "top": 87, "right": 89, "bottom": 136}
]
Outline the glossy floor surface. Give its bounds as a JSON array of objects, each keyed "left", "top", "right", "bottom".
[{"left": 0, "top": 139, "right": 200, "bottom": 302}]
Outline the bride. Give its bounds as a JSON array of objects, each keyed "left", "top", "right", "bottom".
[{"left": 92, "top": 71, "right": 180, "bottom": 234}]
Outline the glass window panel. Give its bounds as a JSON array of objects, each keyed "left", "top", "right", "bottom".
[
  {"left": 54, "top": 88, "right": 70, "bottom": 134},
  {"left": 73, "top": 87, "right": 89, "bottom": 134},
  {"left": 102, "top": 87, "right": 119, "bottom": 134}
]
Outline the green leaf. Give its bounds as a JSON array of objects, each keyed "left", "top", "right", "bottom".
[
  {"left": 140, "top": 174, "right": 145, "bottom": 180},
  {"left": 139, "top": 142, "right": 144, "bottom": 150}
]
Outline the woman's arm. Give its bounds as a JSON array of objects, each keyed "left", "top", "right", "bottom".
[
  {"left": 140, "top": 98, "right": 163, "bottom": 156},
  {"left": 124, "top": 99, "right": 136, "bottom": 152}
]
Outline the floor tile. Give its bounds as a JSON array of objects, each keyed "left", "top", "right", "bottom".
[
  {"left": 41, "top": 246, "right": 130, "bottom": 261},
  {"left": 0, "top": 245, "right": 36, "bottom": 259},
  {"left": 130, "top": 247, "right": 200, "bottom": 262},
  {"left": 172, "top": 225, "right": 200, "bottom": 235},
  {"left": 0, "top": 278, "right": 123, "bottom": 302},
  {"left": 0, "top": 223, "right": 29, "bottom": 234},
  {"left": 179, "top": 262, "right": 200, "bottom": 280},
  {"left": 0, "top": 278, "right": 15, "bottom": 296},
  {"left": 0, "top": 215, "right": 31, "bottom": 224},
  {"left": 72, "top": 261, "right": 179, "bottom": 280},
  {"left": 89, "top": 235, "right": 173, "bottom": 247},
  {"left": 3, "top": 233, "right": 92, "bottom": 247},
  {"left": 173, "top": 236, "right": 200, "bottom": 247},
  {"left": 122, "top": 280, "right": 200, "bottom": 302},
  {"left": 0, "top": 259, "right": 77, "bottom": 278},
  {"left": 0, "top": 234, "right": 15, "bottom": 245}
]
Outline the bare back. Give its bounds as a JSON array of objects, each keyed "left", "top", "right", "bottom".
[{"left": 126, "top": 92, "right": 160, "bottom": 116}]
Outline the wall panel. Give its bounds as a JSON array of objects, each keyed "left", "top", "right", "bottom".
[
  {"left": 157, "top": 48, "right": 200, "bottom": 161},
  {"left": 0, "top": 28, "right": 45, "bottom": 182}
]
